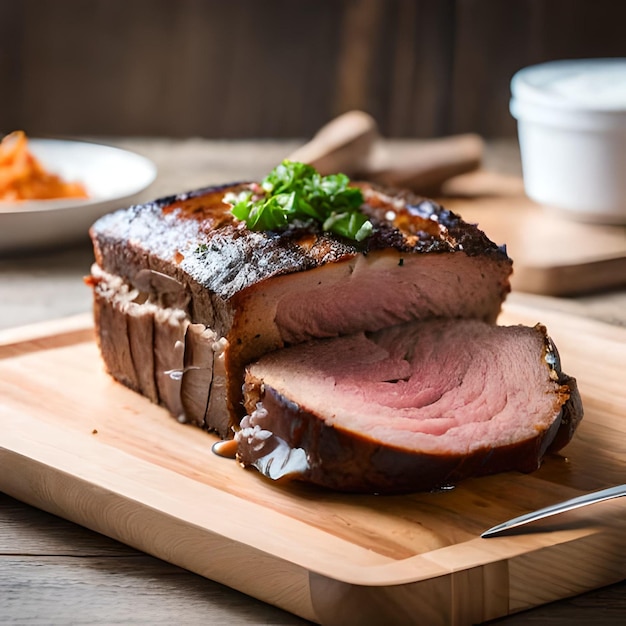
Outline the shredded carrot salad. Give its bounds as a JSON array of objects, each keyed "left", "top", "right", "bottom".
[{"left": 0, "top": 131, "right": 89, "bottom": 201}]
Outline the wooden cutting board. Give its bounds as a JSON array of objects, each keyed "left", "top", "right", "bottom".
[
  {"left": 0, "top": 303, "right": 625, "bottom": 625},
  {"left": 439, "top": 172, "right": 626, "bottom": 296}
]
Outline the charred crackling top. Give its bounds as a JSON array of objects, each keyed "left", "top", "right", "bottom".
[
  {"left": 357, "top": 184, "right": 507, "bottom": 257},
  {"left": 90, "top": 181, "right": 512, "bottom": 302}
]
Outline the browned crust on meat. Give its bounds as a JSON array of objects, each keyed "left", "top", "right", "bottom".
[
  {"left": 547, "top": 373, "right": 584, "bottom": 453},
  {"left": 89, "top": 181, "right": 513, "bottom": 425},
  {"left": 90, "top": 181, "right": 511, "bottom": 306}
]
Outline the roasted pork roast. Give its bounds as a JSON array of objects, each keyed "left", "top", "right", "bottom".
[
  {"left": 89, "top": 182, "right": 513, "bottom": 437},
  {"left": 237, "top": 319, "right": 582, "bottom": 493},
  {"left": 88, "top": 178, "right": 582, "bottom": 492}
]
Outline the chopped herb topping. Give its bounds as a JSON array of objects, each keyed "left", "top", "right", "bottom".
[{"left": 223, "top": 160, "right": 373, "bottom": 242}]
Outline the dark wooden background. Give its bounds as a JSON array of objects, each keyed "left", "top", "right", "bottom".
[{"left": 1, "top": 0, "right": 625, "bottom": 139}]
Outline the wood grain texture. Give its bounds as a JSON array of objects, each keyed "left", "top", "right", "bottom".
[
  {"left": 447, "top": 0, "right": 626, "bottom": 137},
  {"left": 2, "top": 1, "right": 626, "bottom": 138},
  {"left": 1, "top": 138, "right": 625, "bottom": 623},
  {"left": 2, "top": 495, "right": 624, "bottom": 626},
  {"left": 0, "top": 1, "right": 22, "bottom": 133},
  {"left": 1, "top": 559, "right": 259, "bottom": 624},
  {"left": 441, "top": 172, "right": 626, "bottom": 296},
  {"left": 0, "top": 552, "right": 305, "bottom": 625},
  {"left": 0, "top": 491, "right": 306, "bottom": 625},
  {"left": 0, "top": 305, "right": 625, "bottom": 624},
  {"left": 485, "top": 582, "right": 626, "bottom": 625}
]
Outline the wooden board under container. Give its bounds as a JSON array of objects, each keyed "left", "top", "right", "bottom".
[
  {"left": 440, "top": 172, "right": 626, "bottom": 296},
  {"left": 0, "top": 301, "right": 625, "bottom": 625}
]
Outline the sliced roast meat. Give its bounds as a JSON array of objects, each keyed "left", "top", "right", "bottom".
[
  {"left": 89, "top": 265, "right": 229, "bottom": 435},
  {"left": 88, "top": 182, "right": 512, "bottom": 432},
  {"left": 236, "top": 319, "right": 583, "bottom": 493}
]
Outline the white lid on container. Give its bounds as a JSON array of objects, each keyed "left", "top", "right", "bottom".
[{"left": 510, "top": 58, "right": 626, "bottom": 130}]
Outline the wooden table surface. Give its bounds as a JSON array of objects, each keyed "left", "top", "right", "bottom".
[{"left": 1, "top": 139, "right": 625, "bottom": 624}]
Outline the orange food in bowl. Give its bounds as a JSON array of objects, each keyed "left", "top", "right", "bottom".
[{"left": 0, "top": 131, "right": 89, "bottom": 201}]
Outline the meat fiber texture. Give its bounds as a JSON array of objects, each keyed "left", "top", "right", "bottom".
[
  {"left": 88, "top": 181, "right": 513, "bottom": 438},
  {"left": 237, "top": 319, "right": 583, "bottom": 493}
]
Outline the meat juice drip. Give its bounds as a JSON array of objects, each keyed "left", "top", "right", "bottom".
[
  {"left": 432, "top": 484, "right": 456, "bottom": 493},
  {"left": 212, "top": 439, "right": 238, "bottom": 459},
  {"left": 164, "top": 365, "right": 203, "bottom": 381}
]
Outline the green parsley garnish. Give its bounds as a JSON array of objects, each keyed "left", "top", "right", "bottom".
[{"left": 224, "top": 160, "right": 373, "bottom": 242}]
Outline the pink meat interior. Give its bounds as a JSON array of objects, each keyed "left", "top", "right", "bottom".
[{"left": 248, "top": 319, "right": 566, "bottom": 455}]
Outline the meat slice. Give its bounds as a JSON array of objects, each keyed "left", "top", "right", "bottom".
[
  {"left": 236, "top": 320, "right": 583, "bottom": 493},
  {"left": 88, "top": 182, "right": 512, "bottom": 432}
]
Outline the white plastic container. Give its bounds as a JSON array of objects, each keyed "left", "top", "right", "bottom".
[{"left": 510, "top": 58, "right": 626, "bottom": 224}]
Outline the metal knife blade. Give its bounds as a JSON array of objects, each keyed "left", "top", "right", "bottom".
[{"left": 481, "top": 484, "right": 626, "bottom": 538}]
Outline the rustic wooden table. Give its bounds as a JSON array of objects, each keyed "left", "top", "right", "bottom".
[{"left": 1, "top": 139, "right": 625, "bottom": 624}]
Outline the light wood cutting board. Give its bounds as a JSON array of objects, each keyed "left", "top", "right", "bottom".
[
  {"left": 0, "top": 304, "right": 625, "bottom": 625},
  {"left": 440, "top": 172, "right": 626, "bottom": 296}
]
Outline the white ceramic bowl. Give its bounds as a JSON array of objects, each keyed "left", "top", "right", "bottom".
[
  {"left": 510, "top": 58, "right": 626, "bottom": 224},
  {"left": 0, "top": 139, "right": 157, "bottom": 254}
]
